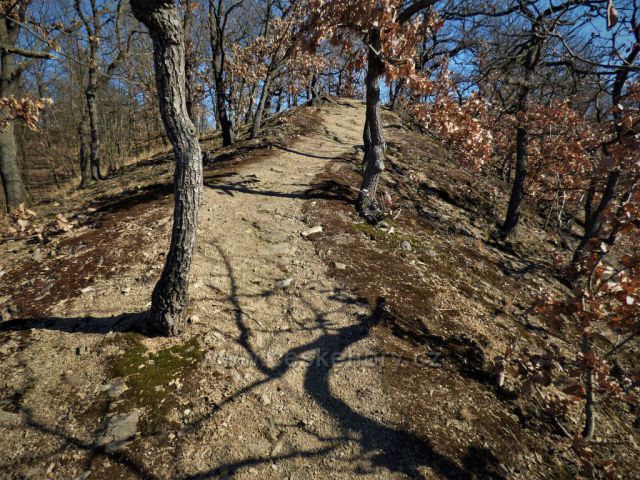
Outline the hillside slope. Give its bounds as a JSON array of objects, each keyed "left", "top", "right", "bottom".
[{"left": 0, "top": 99, "right": 637, "bottom": 479}]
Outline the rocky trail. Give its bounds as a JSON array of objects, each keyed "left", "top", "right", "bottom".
[
  {"left": 0, "top": 100, "right": 448, "bottom": 479},
  {"left": 1, "top": 98, "right": 638, "bottom": 480}
]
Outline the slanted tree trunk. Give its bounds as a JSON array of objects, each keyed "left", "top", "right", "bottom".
[
  {"left": 131, "top": 0, "right": 203, "bottom": 337},
  {"left": 250, "top": 71, "right": 273, "bottom": 139},
  {"left": 570, "top": 39, "right": 638, "bottom": 272},
  {"left": 357, "top": 29, "right": 386, "bottom": 225},
  {"left": 500, "top": 116, "right": 529, "bottom": 238},
  {"left": 570, "top": 168, "right": 621, "bottom": 268}
]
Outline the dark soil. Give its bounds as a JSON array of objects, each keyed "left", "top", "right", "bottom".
[{"left": 303, "top": 108, "right": 639, "bottom": 478}]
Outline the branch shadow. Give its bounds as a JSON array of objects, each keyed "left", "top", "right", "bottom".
[
  {"left": 186, "top": 242, "right": 473, "bottom": 479},
  {"left": 1, "top": 243, "right": 503, "bottom": 480},
  {"left": 90, "top": 183, "right": 173, "bottom": 217},
  {"left": 267, "top": 142, "right": 346, "bottom": 160},
  {"left": 0, "top": 312, "right": 146, "bottom": 335},
  {"left": 204, "top": 178, "right": 352, "bottom": 203},
  {"left": 302, "top": 300, "right": 472, "bottom": 480}
]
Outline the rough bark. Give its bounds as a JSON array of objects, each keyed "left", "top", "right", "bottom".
[
  {"left": 356, "top": 29, "right": 385, "bottom": 225},
  {"left": 131, "top": 0, "right": 203, "bottom": 337},
  {"left": 0, "top": 7, "right": 28, "bottom": 211},
  {"left": 216, "top": 90, "right": 235, "bottom": 146}
]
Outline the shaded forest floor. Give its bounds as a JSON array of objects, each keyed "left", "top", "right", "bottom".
[{"left": 0, "top": 98, "right": 638, "bottom": 479}]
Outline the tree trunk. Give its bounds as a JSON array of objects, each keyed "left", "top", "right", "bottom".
[
  {"left": 208, "top": 0, "right": 235, "bottom": 147},
  {"left": 131, "top": 0, "right": 204, "bottom": 337},
  {"left": 78, "top": 113, "right": 93, "bottom": 187},
  {"left": 0, "top": 120, "right": 27, "bottom": 211},
  {"left": 390, "top": 78, "right": 405, "bottom": 111},
  {"left": 244, "top": 82, "right": 257, "bottom": 124},
  {"left": 581, "top": 333, "right": 595, "bottom": 440},
  {"left": 250, "top": 72, "right": 272, "bottom": 139},
  {"left": 570, "top": 168, "right": 621, "bottom": 269},
  {"left": 500, "top": 34, "right": 541, "bottom": 239},
  {"left": 86, "top": 69, "right": 101, "bottom": 180},
  {"left": 183, "top": 0, "right": 195, "bottom": 123},
  {"left": 215, "top": 79, "right": 235, "bottom": 146},
  {"left": 0, "top": 14, "right": 28, "bottom": 211},
  {"left": 357, "top": 29, "right": 385, "bottom": 225},
  {"left": 309, "top": 75, "right": 320, "bottom": 106},
  {"left": 500, "top": 123, "right": 529, "bottom": 238}
]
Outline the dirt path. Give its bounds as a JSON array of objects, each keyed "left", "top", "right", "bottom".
[
  {"left": 1, "top": 100, "right": 447, "bottom": 479},
  {"left": 180, "top": 99, "right": 402, "bottom": 478}
]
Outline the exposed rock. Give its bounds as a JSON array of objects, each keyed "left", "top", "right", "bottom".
[
  {"left": 301, "top": 226, "right": 323, "bottom": 238},
  {"left": 400, "top": 240, "right": 412, "bottom": 252},
  {"left": 101, "top": 377, "right": 128, "bottom": 399},
  {"left": 96, "top": 411, "right": 139, "bottom": 452},
  {"left": 333, "top": 262, "right": 347, "bottom": 270},
  {"left": 276, "top": 278, "right": 293, "bottom": 289}
]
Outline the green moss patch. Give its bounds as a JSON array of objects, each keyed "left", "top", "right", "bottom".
[{"left": 110, "top": 334, "right": 204, "bottom": 434}]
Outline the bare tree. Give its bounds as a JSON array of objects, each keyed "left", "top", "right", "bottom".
[
  {"left": 358, "top": 1, "right": 437, "bottom": 224},
  {"left": 75, "top": 0, "right": 129, "bottom": 186},
  {"left": 0, "top": 0, "right": 71, "bottom": 211},
  {"left": 208, "top": 0, "right": 241, "bottom": 146},
  {"left": 0, "top": 1, "right": 40, "bottom": 211},
  {"left": 131, "top": 0, "right": 203, "bottom": 336}
]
